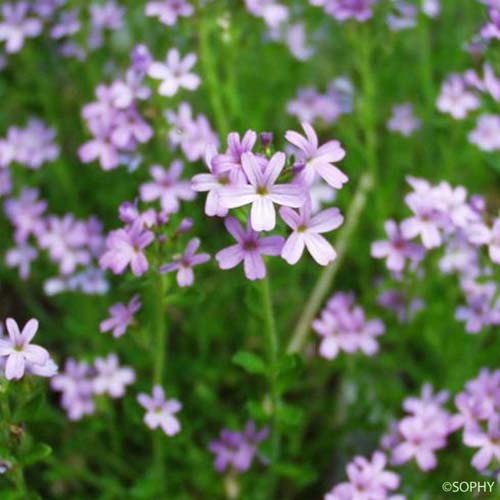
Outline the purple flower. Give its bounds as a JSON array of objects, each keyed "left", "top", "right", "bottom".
[
  {"left": 0, "top": 2, "right": 42, "bottom": 53},
  {"left": 140, "top": 161, "right": 195, "bottom": 214},
  {"left": 391, "top": 416, "right": 445, "bottom": 471},
  {"left": 99, "top": 221, "right": 155, "bottom": 276},
  {"left": 148, "top": 49, "right": 200, "bottom": 97},
  {"left": 5, "top": 244, "right": 37, "bottom": 279},
  {"left": 468, "top": 216, "right": 500, "bottom": 264},
  {"left": 51, "top": 358, "right": 96, "bottom": 420},
  {"left": 324, "top": 451, "right": 401, "bottom": 500},
  {"left": 285, "top": 122, "right": 347, "bottom": 188},
  {"left": 215, "top": 217, "right": 284, "bottom": 280},
  {"left": 464, "top": 415, "right": 500, "bottom": 471},
  {"left": 437, "top": 74, "right": 479, "bottom": 120},
  {"left": 145, "top": 0, "right": 193, "bottom": 26},
  {"left": 4, "top": 188, "right": 46, "bottom": 243},
  {"left": 455, "top": 281, "right": 498, "bottom": 334},
  {"left": 209, "top": 421, "right": 269, "bottom": 473},
  {"left": 192, "top": 144, "right": 232, "bottom": 217},
  {"left": 92, "top": 354, "right": 135, "bottom": 398},
  {"left": 38, "top": 215, "right": 91, "bottom": 275},
  {"left": 482, "top": 8, "right": 500, "bottom": 40},
  {"left": 280, "top": 200, "right": 343, "bottom": 265},
  {"left": 220, "top": 152, "right": 306, "bottom": 231},
  {"left": 212, "top": 130, "right": 258, "bottom": 183},
  {"left": 377, "top": 290, "right": 424, "bottom": 323},
  {"left": 137, "top": 385, "right": 182, "bottom": 436},
  {"left": 468, "top": 114, "right": 500, "bottom": 152},
  {"left": 321, "top": 0, "right": 377, "bottom": 22},
  {"left": 371, "top": 220, "right": 424, "bottom": 272},
  {"left": 0, "top": 318, "right": 49, "bottom": 381},
  {"left": 401, "top": 197, "right": 444, "bottom": 249},
  {"left": 387, "top": 103, "right": 421, "bottom": 136},
  {"left": 313, "top": 292, "right": 385, "bottom": 360},
  {"left": 100, "top": 295, "right": 141, "bottom": 338},
  {"left": 160, "top": 238, "right": 210, "bottom": 287},
  {"left": 245, "top": 0, "right": 289, "bottom": 29}
]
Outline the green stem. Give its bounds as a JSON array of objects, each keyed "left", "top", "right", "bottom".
[
  {"left": 151, "top": 271, "right": 168, "bottom": 494},
  {"left": 260, "top": 275, "right": 281, "bottom": 463},
  {"left": 198, "top": 9, "right": 230, "bottom": 138}
]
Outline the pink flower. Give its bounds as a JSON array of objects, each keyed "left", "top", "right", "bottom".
[
  {"left": 220, "top": 152, "right": 306, "bottom": 231},
  {"left": 92, "top": 354, "right": 135, "bottom": 398},
  {"left": 0, "top": 2, "right": 42, "bottom": 53},
  {"left": 100, "top": 295, "right": 141, "bottom": 338},
  {"left": 468, "top": 114, "right": 500, "bottom": 152},
  {"left": 285, "top": 122, "right": 347, "bottom": 188},
  {"left": 371, "top": 220, "right": 424, "bottom": 272},
  {"left": 145, "top": 0, "right": 193, "bottom": 26},
  {"left": 280, "top": 200, "right": 343, "bottom": 265},
  {"left": 464, "top": 415, "right": 500, "bottom": 471},
  {"left": 140, "top": 161, "right": 195, "bottom": 214},
  {"left": 0, "top": 318, "right": 49, "bottom": 381},
  {"left": 160, "top": 238, "right": 210, "bottom": 287},
  {"left": 387, "top": 103, "right": 421, "bottom": 136},
  {"left": 137, "top": 385, "right": 182, "bottom": 436},
  {"left": 192, "top": 145, "right": 232, "bottom": 217},
  {"left": 99, "top": 221, "right": 154, "bottom": 276},
  {"left": 215, "top": 217, "right": 284, "bottom": 280},
  {"left": 437, "top": 74, "right": 479, "bottom": 120},
  {"left": 148, "top": 48, "right": 200, "bottom": 97}
]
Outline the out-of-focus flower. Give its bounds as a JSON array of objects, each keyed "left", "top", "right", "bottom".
[
  {"left": 137, "top": 385, "right": 182, "bottom": 436},
  {"left": 92, "top": 354, "right": 135, "bottom": 398},
  {"left": 468, "top": 114, "right": 500, "bottom": 152},
  {"left": 140, "top": 161, "right": 195, "bottom": 214},
  {"left": 100, "top": 221, "right": 155, "bottom": 276},
  {"left": 51, "top": 359, "right": 96, "bottom": 420},
  {"left": 0, "top": 2, "right": 42, "bottom": 53},
  {"left": 148, "top": 49, "right": 200, "bottom": 97},
  {"left": 160, "top": 238, "right": 210, "bottom": 287},
  {"left": 209, "top": 421, "right": 269, "bottom": 473},
  {"left": 437, "top": 74, "right": 480, "bottom": 120},
  {"left": 313, "top": 292, "right": 385, "bottom": 360},
  {"left": 5, "top": 244, "right": 38, "bottom": 279},
  {"left": 324, "top": 451, "right": 401, "bottom": 500},
  {"left": 245, "top": 0, "right": 289, "bottom": 29},
  {"left": 100, "top": 295, "right": 141, "bottom": 338},
  {"left": 145, "top": 0, "right": 193, "bottom": 26},
  {"left": 387, "top": 103, "right": 421, "bottom": 137}
]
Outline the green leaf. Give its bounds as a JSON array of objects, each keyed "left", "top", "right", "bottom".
[
  {"left": 276, "top": 404, "right": 304, "bottom": 428},
  {"left": 273, "top": 462, "right": 317, "bottom": 487},
  {"left": 232, "top": 350, "right": 266, "bottom": 375},
  {"left": 22, "top": 443, "right": 52, "bottom": 466}
]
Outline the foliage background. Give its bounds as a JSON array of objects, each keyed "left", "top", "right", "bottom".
[{"left": 0, "top": 0, "right": 498, "bottom": 498}]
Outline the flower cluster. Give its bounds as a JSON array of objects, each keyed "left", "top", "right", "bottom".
[
  {"left": 287, "top": 78, "right": 353, "bottom": 125},
  {"left": 324, "top": 451, "right": 402, "bottom": 500},
  {"left": 145, "top": 0, "right": 193, "bottom": 26},
  {"left": 0, "top": 118, "right": 59, "bottom": 170},
  {"left": 193, "top": 123, "right": 347, "bottom": 281},
  {"left": 165, "top": 102, "right": 219, "bottom": 162},
  {"left": 313, "top": 291, "right": 385, "bottom": 360},
  {"left": 51, "top": 354, "right": 135, "bottom": 420},
  {"left": 310, "top": 0, "right": 378, "bottom": 23},
  {"left": 382, "top": 384, "right": 459, "bottom": 471},
  {"left": 372, "top": 176, "right": 500, "bottom": 334},
  {"left": 455, "top": 368, "right": 500, "bottom": 473},
  {"left": 209, "top": 421, "right": 269, "bottom": 473},
  {"left": 4, "top": 188, "right": 107, "bottom": 294},
  {"left": 0, "top": 1, "right": 124, "bottom": 64},
  {"left": 437, "top": 64, "right": 500, "bottom": 152},
  {"left": 79, "top": 46, "right": 153, "bottom": 170}
]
